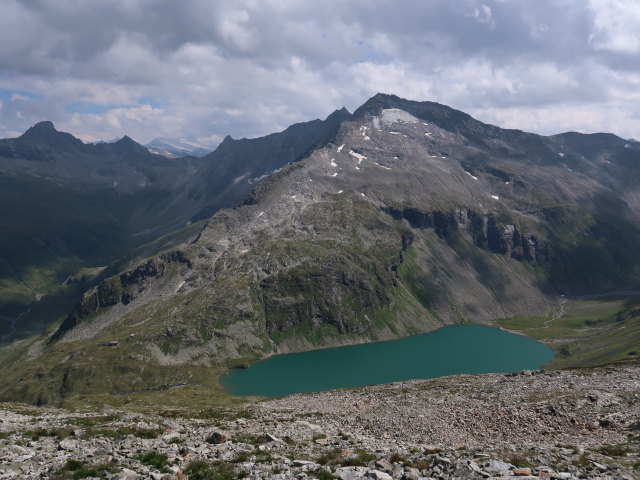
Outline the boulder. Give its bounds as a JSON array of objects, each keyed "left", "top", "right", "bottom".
[
  {"left": 335, "top": 466, "right": 369, "bottom": 480},
  {"left": 206, "top": 432, "right": 228, "bottom": 444}
]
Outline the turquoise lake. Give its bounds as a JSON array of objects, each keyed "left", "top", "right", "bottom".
[{"left": 221, "top": 324, "right": 555, "bottom": 398}]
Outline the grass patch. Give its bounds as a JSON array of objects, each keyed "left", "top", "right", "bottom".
[
  {"left": 596, "top": 444, "right": 633, "bottom": 457},
  {"left": 184, "top": 460, "right": 240, "bottom": 480},
  {"left": 81, "top": 426, "right": 162, "bottom": 440},
  {"left": 317, "top": 448, "right": 376, "bottom": 467},
  {"left": 25, "top": 427, "right": 73, "bottom": 441},
  {"left": 53, "top": 460, "right": 117, "bottom": 480},
  {"left": 138, "top": 451, "right": 169, "bottom": 470}
]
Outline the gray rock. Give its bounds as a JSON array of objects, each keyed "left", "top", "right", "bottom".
[
  {"left": 364, "top": 470, "right": 393, "bottom": 480},
  {"left": 114, "top": 468, "right": 141, "bottom": 479},
  {"left": 265, "top": 433, "right": 283, "bottom": 443},
  {"left": 375, "top": 460, "right": 392, "bottom": 471},
  {"left": 335, "top": 466, "right": 369, "bottom": 480},
  {"left": 484, "top": 459, "right": 513, "bottom": 473},
  {"left": 162, "top": 432, "right": 181, "bottom": 444},
  {"left": 58, "top": 439, "right": 77, "bottom": 452}
]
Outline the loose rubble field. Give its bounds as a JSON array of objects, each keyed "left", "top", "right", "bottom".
[{"left": 1, "top": 365, "right": 639, "bottom": 479}]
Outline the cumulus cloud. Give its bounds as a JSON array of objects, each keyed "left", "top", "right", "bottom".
[{"left": 0, "top": 0, "right": 638, "bottom": 143}]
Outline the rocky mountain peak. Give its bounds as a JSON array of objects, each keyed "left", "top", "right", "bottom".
[
  {"left": 16, "top": 120, "right": 86, "bottom": 151},
  {"left": 20, "top": 120, "right": 57, "bottom": 138},
  {"left": 110, "top": 135, "right": 150, "bottom": 154}
]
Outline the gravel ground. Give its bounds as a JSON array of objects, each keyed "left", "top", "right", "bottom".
[{"left": 0, "top": 365, "right": 638, "bottom": 479}]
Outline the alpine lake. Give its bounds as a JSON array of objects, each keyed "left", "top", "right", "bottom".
[{"left": 222, "top": 324, "right": 555, "bottom": 398}]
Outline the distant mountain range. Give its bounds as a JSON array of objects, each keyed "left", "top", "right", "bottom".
[
  {"left": 1, "top": 94, "right": 639, "bottom": 404},
  {"left": 145, "top": 137, "right": 215, "bottom": 158}
]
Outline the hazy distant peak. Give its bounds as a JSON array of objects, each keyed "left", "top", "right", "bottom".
[{"left": 145, "top": 136, "right": 215, "bottom": 158}]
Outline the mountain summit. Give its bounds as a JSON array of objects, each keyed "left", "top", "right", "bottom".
[{"left": 19, "top": 120, "right": 58, "bottom": 139}]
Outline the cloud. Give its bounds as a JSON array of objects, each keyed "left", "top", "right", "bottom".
[{"left": 0, "top": 0, "right": 638, "bottom": 143}]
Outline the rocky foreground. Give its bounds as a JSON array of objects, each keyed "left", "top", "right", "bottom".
[{"left": 1, "top": 365, "right": 639, "bottom": 480}]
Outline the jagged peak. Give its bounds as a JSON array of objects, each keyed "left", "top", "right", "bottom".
[
  {"left": 324, "top": 107, "right": 351, "bottom": 123},
  {"left": 20, "top": 121, "right": 58, "bottom": 139}
]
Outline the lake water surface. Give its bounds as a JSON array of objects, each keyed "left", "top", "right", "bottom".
[{"left": 221, "top": 324, "right": 555, "bottom": 398}]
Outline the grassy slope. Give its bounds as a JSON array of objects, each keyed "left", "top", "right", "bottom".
[{"left": 496, "top": 294, "right": 640, "bottom": 368}]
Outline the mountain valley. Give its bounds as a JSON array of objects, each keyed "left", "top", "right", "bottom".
[{"left": 0, "top": 94, "right": 638, "bottom": 406}]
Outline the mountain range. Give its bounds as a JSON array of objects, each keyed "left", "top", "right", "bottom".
[
  {"left": 0, "top": 94, "right": 639, "bottom": 405},
  {"left": 0, "top": 110, "right": 349, "bottom": 342}
]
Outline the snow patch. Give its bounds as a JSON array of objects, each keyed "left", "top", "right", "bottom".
[
  {"left": 505, "top": 181, "right": 509, "bottom": 185},
  {"left": 257, "top": 211, "right": 264, "bottom": 218},
  {"left": 360, "top": 192, "right": 366, "bottom": 197},
  {"left": 338, "top": 190, "right": 343, "bottom": 194},
  {"left": 175, "top": 281, "right": 185, "bottom": 293},
  {"left": 330, "top": 158, "right": 337, "bottom": 167},
  {"left": 363, "top": 136, "right": 370, "bottom": 141},
  {"left": 558, "top": 152, "right": 565, "bottom": 158},
  {"left": 331, "top": 172, "right": 338, "bottom": 177},
  {"left": 349, "top": 150, "right": 367, "bottom": 164},
  {"left": 337, "top": 144, "right": 345, "bottom": 153},
  {"left": 465, "top": 171, "right": 478, "bottom": 180},
  {"left": 491, "top": 195, "right": 499, "bottom": 200},
  {"left": 389, "top": 131, "right": 402, "bottom": 135},
  {"left": 393, "top": 156, "right": 399, "bottom": 160},
  {"left": 239, "top": 249, "right": 249, "bottom": 254},
  {"left": 291, "top": 195, "right": 297, "bottom": 199},
  {"left": 379, "top": 108, "right": 420, "bottom": 126},
  {"left": 425, "top": 132, "right": 432, "bottom": 136}
]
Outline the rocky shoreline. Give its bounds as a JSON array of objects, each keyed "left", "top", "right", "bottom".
[{"left": 1, "top": 365, "right": 638, "bottom": 479}]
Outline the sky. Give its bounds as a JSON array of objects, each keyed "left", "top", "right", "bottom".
[{"left": 0, "top": 0, "right": 639, "bottom": 145}]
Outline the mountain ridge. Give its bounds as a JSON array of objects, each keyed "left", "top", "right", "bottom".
[{"left": 0, "top": 110, "right": 351, "bottom": 345}]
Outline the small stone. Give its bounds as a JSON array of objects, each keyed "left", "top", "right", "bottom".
[
  {"left": 513, "top": 467, "right": 532, "bottom": 476},
  {"left": 374, "top": 460, "right": 392, "bottom": 471},
  {"left": 315, "top": 437, "right": 329, "bottom": 445},
  {"left": 265, "top": 433, "right": 283, "bottom": 443}
]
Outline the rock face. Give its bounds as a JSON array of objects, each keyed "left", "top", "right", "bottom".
[{"left": 3, "top": 93, "right": 640, "bottom": 401}]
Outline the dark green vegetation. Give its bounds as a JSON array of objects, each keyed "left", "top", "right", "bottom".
[
  {"left": 222, "top": 325, "right": 554, "bottom": 397},
  {"left": 52, "top": 459, "right": 117, "bottom": 480},
  {"left": 138, "top": 451, "right": 169, "bottom": 470},
  {"left": 184, "top": 460, "right": 242, "bottom": 480},
  {"left": 1, "top": 94, "right": 639, "bottom": 405}
]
